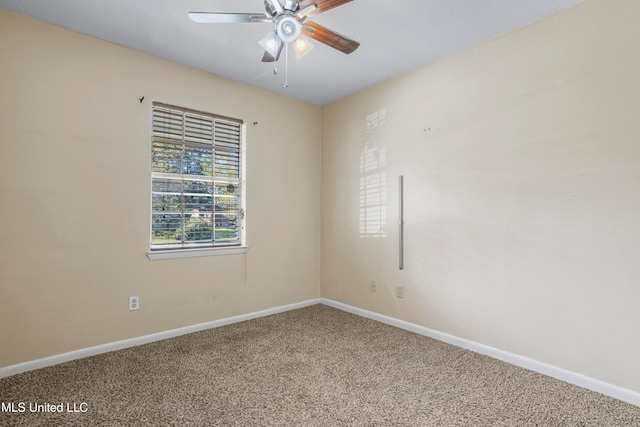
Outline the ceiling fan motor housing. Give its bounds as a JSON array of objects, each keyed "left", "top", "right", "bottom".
[
  {"left": 276, "top": 15, "right": 302, "bottom": 44},
  {"left": 283, "top": 0, "right": 299, "bottom": 11}
]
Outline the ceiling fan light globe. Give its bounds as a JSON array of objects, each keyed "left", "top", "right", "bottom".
[
  {"left": 293, "top": 35, "right": 314, "bottom": 59},
  {"left": 259, "top": 31, "right": 284, "bottom": 58}
]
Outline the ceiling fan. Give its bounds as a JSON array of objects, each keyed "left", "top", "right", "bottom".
[{"left": 189, "top": 0, "right": 360, "bottom": 63}]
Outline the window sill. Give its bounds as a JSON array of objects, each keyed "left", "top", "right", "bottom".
[{"left": 146, "top": 246, "right": 248, "bottom": 261}]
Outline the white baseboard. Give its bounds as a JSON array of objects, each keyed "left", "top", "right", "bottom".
[
  {"left": 319, "top": 298, "right": 640, "bottom": 407},
  {"left": 0, "top": 298, "right": 322, "bottom": 379},
  {"left": 2, "top": 296, "right": 638, "bottom": 407}
]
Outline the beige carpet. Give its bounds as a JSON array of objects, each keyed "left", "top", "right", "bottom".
[{"left": 1, "top": 304, "right": 639, "bottom": 426}]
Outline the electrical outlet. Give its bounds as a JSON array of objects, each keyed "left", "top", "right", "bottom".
[
  {"left": 396, "top": 284, "right": 404, "bottom": 298},
  {"left": 129, "top": 296, "right": 140, "bottom": 311},
  {"left": 370, "top": 280, "right": 377, "bottom": 292}
]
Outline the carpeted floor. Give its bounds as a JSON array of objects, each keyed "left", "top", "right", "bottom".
[{"left": 1, "top": 304, "right": 639, "bottom": 426}]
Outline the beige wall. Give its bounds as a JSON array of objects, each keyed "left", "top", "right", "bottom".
[
  {"left": 321, "top": 0, "right": 640, "bottom": 393},
  {"left": 0, "top": 8, "right": 321, "bottom": 366}
]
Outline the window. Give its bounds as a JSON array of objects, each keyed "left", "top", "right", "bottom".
[{"left": 150, "top": 103, "right": 243, "bottom": 252}]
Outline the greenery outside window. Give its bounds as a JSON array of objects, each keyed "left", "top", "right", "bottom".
[{"left": 150, "top": 103, "right": 243, "bottom": 251}]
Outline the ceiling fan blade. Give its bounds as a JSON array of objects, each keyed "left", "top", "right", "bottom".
[
  {"left": 297, "top": 0, "right": 353, "bottom": 17},
  {"left": 295, "top": 3, "right": 317, "bottom": 20},
  {"left": 302, "top": 21, "right": 359, "bottom": 54},
  {"left": 189, "top": 12, "right": 271, "bottom": 24}
]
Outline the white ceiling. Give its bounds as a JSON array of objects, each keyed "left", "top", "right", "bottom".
[{"left": 0, "top": 0, "right": 583, "bottom": 105}]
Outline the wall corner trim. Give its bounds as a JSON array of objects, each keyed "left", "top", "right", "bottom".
[
  {"left": 319, "top": 298, "right": 640, "bottom": 407},
  {"left": 3, "top": 296, "right": 638, "bottom": 407},
  {"left": 0, "top": 298, "right": 322, "bottom": 379}
]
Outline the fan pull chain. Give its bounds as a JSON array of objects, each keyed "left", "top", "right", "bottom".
[{"left": 284, "top": 44, "right": 289, "bottom": 88}]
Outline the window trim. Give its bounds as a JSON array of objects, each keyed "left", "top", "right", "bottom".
[
  {"left": 149, "top": 102, "right": 246, "bottom": 258},
  {"left": 146, "top": 245, "right": 248, "bottom": 261}
]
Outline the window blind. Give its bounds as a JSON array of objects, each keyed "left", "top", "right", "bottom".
[{"left": 151, "top": 104, "right": 242, "bottom": 249}]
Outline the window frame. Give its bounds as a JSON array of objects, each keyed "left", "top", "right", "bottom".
[{"left": 147, "top": 102, "right": 246, "bottom": 260}]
